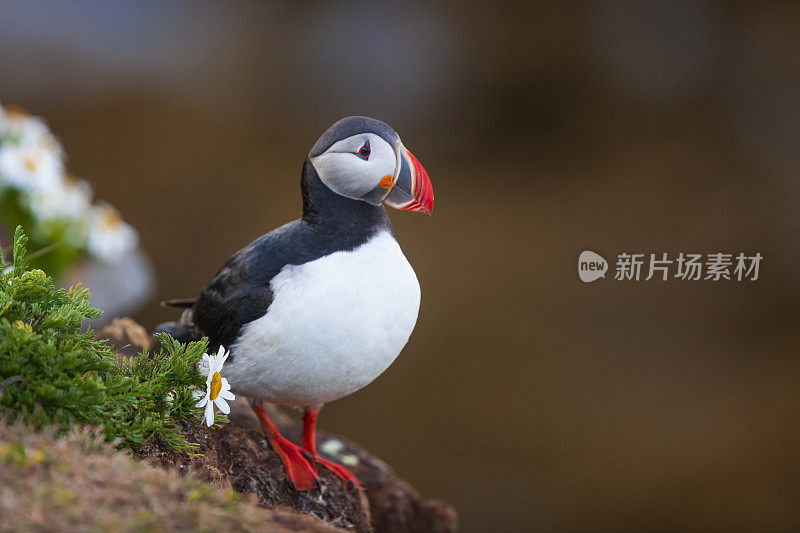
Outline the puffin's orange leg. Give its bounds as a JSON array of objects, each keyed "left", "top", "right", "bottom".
[
  {"left": 302, "top": 408, "right": 365, "bottom": 491},
  {"left": 251, "top": 401, "right": 319, "bottom": 491}
]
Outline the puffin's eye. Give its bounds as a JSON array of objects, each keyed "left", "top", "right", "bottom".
[{"left": 356, "top": 139, "right": 371, "bottom": 160}]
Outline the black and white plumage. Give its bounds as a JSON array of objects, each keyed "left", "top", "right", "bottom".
[{"left": 158, "top": 117, "right": 433, "bottom": 491}]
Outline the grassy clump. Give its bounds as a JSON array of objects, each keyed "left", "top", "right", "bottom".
[{"left": 0, "top": 226, "right": 214, "bottom": 453}]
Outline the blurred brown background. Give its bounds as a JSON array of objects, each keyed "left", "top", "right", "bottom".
[{"left": 3, "top": 1, "right": 800, "bottom": 530}]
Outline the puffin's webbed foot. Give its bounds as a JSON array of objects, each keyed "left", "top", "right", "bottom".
[
  {"left": 270, "top": 433, "right": 320, "bottom": 491},
  {"left": 251, "top": 401, "right": 319, "bottom": 491}
]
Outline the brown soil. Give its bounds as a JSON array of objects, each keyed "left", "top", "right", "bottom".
[
  {"left": 0, "top": 423, "right": 339, "bottom": 532},
  {"left": 100, "top": 319, "right": 458, "bottom": 532}
]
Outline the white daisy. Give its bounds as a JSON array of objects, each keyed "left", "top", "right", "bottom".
[
  {"left": 0, "top": 142, "right": 64, "bottom": 192},
  {"left": 29, "top": 175, "right": 93, "bottom": 222},
  {"left": 0, "top": 105, "right": 60, "bottom": 149},
  {"left": 194, "top": 346, "right": 235, "bottom": 427},
  {"left": 86, "top": 203, "right": 139, "bottom": 262}
]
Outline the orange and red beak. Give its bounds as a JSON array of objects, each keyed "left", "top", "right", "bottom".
[{"left": 384, "top": 145, "right": 434, "bottom": 214}]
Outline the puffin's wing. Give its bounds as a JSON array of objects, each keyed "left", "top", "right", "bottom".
[{"left": 191, "top": 221, "right": 307, "bottom": 351}]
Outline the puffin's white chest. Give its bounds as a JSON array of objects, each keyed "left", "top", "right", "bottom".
[{"left": 227, "top": 231, "right": 420, "bottom": 407}]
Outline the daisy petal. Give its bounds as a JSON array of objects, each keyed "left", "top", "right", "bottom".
[
  {"left": 220, "top": 389, "right": 235, "bottom": 401},
  {"left": 214, "top": 397, "right": 230, "bottom": 414},
  {"left": 204, "top": 401, "right": 215, "bottom": 427},
  {"left": 195, "top": 395, "right": 209, "bottom": 408},
  {"left": 192, "top": 389, "right": 205, "bottom": 400},
  {"left": 198, "top": 356, "right": 210, "bottom": 375}
]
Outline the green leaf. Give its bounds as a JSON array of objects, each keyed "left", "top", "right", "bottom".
[{"left": 12, "top": 225, "right": 28, "bottom": 277}]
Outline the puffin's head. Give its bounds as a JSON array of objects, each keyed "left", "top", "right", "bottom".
[{"left": 308, "top": 116, "right": 433, "bottom": 214}]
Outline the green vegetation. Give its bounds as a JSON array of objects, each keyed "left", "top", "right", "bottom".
[
  {"left": 0, "top": 188, "right": 85, "bottom": 280},
  {"left": 0, "top": 226, "right": 217, "bottom": 453}
]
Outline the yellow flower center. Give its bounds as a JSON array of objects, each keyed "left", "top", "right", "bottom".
[
  {"left": 6, "top": 105, "right": 29, "bottom": 118},
  {"left": 23, "top": 155, "right": 39, "bottom": 172},
  {"left": 100, "top": 208, "right": 122, "bottom": 229},
  {"left": 209, "top": 371, "right": 222, "bottom": 401}
]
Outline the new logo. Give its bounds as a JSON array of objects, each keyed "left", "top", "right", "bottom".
[{"left": 578, "top": 250, "right": 608, "bottom": 283}]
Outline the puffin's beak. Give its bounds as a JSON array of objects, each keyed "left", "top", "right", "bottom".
[{"left": 384, "top": 145, "right": 434, "bottom": 214}]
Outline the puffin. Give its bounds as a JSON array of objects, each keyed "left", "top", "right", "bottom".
[{"left": 156, "top": 116, "right": 433, "bottom": 491}]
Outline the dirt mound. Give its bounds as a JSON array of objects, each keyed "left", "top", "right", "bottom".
[
  {"left": 0, "top": 423, "right": 338, "bottom": 532},
  {"left": 99, "top": 319, "right": 457, "bottom": 532}
]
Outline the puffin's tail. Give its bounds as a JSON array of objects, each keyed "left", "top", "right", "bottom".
[
  {"left": 155, "top": 300, "right": 204, "bottom": 344},
  {"left": 161, "top": 298, "right": 197, "bottom": 309}
]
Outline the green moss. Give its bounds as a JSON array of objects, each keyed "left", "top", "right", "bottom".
[{"left": 0, "top": 226, "right": 215, "bottom": 453}]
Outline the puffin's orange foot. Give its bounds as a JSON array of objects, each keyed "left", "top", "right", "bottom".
[
  {"left": 303, "top": 452, "right": 365, "bottom": 491},
  {"left": 270, "top": 434, "right": 320, "bottom": 491},
  {"left": 251, "top": 401, "right": 319, "bottom": 491}
]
